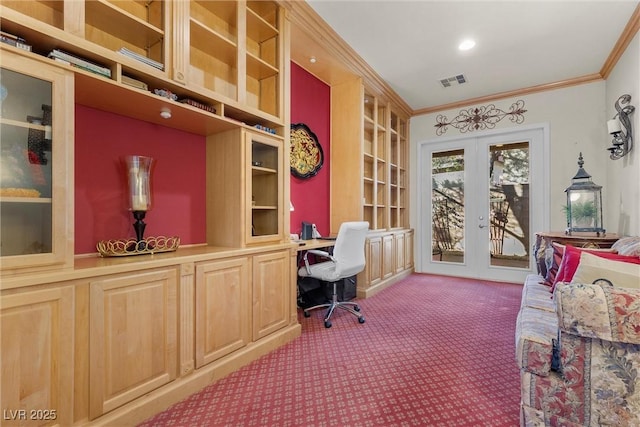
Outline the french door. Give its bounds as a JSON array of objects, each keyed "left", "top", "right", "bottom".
[{"left": 418, "top": 126, "right": 547, "bottom": 283}]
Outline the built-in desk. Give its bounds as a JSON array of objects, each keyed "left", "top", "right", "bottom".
[{"left": 293, "top": 238, "right": 337, "bottom": 252}]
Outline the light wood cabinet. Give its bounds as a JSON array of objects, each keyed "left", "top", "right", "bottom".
[
  {"left": 252, "top": 250, "right": 290, "bottom": 340},
  {"left": 0, "top": 286, "right": 74, "bottom": 427},
  {"left": 1, "top": 0, "right": 286, "bottom": 135},
  {"left": 89, "top": 268, "right": 178, "bottom": 419},
  {"left": 331, "top": 78, "right": 410, "bottom": 233},
  {"left": 172, "top": 0, "right": 283, "bottom": 120},
  {"left": 0, "top": 51, "right": 74, "bottom": 274},
  {"left": 195, "top": 257, "right": 251, "bottom": 368},
  {"left": 207, "top": 128, "right": 284, "bottom": 247},
  {"left": 361, "top": 236, "right": 383, "bottom": 290},
  {"left": 395, "top": 231, "right": 405, "bottom": 274}
]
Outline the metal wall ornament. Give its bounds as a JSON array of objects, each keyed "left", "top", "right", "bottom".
[
  {"left": 290, "top": 123, "right": 324, "bottom": 179},
  {"left": 607, "top": 94, "right": 635, "bottom": 160},
  {"left": 435, "top": 100, "right": 527, "bottom": 136}
]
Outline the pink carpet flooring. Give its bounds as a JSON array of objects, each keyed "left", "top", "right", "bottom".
[{"left": 139, "top": 273, "right": 523, "bottom": 426}]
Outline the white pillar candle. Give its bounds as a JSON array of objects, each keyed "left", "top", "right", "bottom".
[{"left": 607, "top": 119, "right": 622, "bottom": 134}]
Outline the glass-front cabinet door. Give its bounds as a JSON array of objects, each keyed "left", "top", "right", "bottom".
[
  {"left": 246, "top": 131, "right": 282, "bottom": 244},
  {"left": 0, "top": 51, "right": 74, "bottom": 273}
]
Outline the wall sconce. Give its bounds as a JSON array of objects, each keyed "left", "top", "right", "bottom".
[
  {"left": 564, "top": 153, "right": 605, "bottom": 236},
  {"left": 607, "top": 94, "right": 635, "bottom": 160}
]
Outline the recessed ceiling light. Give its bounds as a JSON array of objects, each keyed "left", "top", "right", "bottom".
[
  {"left": 458, "top": 39, "right": 476, "bottom": 51},
  {"left": 309, "top": 56, "right": 317, "bottom": 63}
]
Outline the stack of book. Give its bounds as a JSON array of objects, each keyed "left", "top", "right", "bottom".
[
  {"left": 122, "top": 75, "right": 149, "bottom": 91},
  {"left": 48, "top": 49, "right": 111, "bottom": 78},
  {"left": 118, "top": 47, "right": 164, "bottom": 71},
  {"left": 1, "top": 31, "right": 31, "bottom": 51}
]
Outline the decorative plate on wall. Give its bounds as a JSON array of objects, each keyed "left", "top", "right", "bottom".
[{"left": 290, "top": 123, "right": 323, "bottom": 179}]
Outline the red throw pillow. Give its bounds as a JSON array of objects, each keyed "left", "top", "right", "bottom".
[{"left": 551, "top": 245, "right": 640, "bottom": 293}]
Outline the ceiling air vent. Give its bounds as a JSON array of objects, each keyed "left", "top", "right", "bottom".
[{"left": 439, "top": 74, "right": 467, "bottom": 88}]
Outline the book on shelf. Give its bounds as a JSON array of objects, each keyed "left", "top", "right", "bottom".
[
  {"left": 50, "top": 57, "right": 110, "bottom": 79},
  {"left": 117, "top": 47, "right": 164, "bottom": 71},
  {"left": 1, "top": 30, "right": 31, "bottom": 51},
  {"left": 121, "top": 75, "right": 149, "bottom": 91},
  {"left": 48, "top": 49, "right": 111, "bottom": 77}
]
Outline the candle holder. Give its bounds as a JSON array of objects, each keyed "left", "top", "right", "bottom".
[
  {"left": 126, "top": 155, "right": 154, "bottom": 249},
  {"left": 96, "top": 155, "right": 180, "bottom": 257}
]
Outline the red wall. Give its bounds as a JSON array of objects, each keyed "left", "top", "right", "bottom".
[
  {"left": 290, "top": 62, "right": 331, "bottom": 237},
  {"left": 74, "top": 105, "right": 205, "bottom": 254},
  {"left": 74, "top": 62, "right": 331, "bottom": 254}
]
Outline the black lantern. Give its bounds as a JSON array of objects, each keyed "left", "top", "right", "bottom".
[{"left": 564, "top": 153, "right": 605, "bottom": 236}]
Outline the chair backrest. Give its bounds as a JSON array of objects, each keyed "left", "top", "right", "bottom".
[{"left": 332, "top": 221, "right": 369, "bottom": 278}]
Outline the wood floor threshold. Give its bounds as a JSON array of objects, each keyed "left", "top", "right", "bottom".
[{"left": 87, "top": 324, "right": 302, "bottom": 427}]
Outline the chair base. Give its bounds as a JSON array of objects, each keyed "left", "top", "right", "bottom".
[{"left": 303, "top": 281, "right": 365, "bottom": 328}]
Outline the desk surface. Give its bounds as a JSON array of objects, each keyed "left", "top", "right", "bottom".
[{"left": 294, "top": 239, "right": 336, "bottom": 251}]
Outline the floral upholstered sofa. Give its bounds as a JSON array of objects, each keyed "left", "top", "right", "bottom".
[{"left": 515, "top": 236, "right": 640, "bottom": 426}]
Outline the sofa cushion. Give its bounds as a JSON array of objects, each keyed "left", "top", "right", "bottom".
[
  {"left": 521, "top": 274, "right": 555, "bottom": 311},
  {"left": 515, "top": 304, "right": 557, "bottom": 376},
  {"left": 551, "top": 245, "right": 639, "bottom": 293},
  {"left": 612, "top": 236, "right": 640, "bottom": 257},
  {"left": 556, "top": 282, "right": 640, "bottom": 344},
  {"left": 571, "top": 251, "right": 640, "bottom": 289}
]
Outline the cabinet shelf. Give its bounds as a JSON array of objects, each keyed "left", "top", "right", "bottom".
[
  {"left": 247, "top": 52, "right": 278, "bottom": 80},
  {"left": 85, "top": 0, "right": 165, "bottom": 62},
  {"left": 190, "top": 19, "right": 237, "bottom": 66},
  {"left": 0, "top": 197, "right": 52, "bottom": 204},
  {"left": 246, "top": 8, "right": 279, "bottom": 43}
]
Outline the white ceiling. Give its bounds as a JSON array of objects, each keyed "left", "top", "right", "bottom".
[{"left": 306, "top": 0, "right": 639, "bottom": 112}]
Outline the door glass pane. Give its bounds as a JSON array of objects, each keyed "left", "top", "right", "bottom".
[
  {"left": 432, "top": 150, "right": 464, "bottom": 263},
  {"left": 488, "top": 142, "right": 530, "bottom": 268},
  {"left": 0, "top": 68, "right": 53, "bottom": 256}
]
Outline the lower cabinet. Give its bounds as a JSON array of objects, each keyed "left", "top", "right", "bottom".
[
  {"left": 0, "top": 247, "right": 297, "bottom": 426},
  {"left": 1, "top": 286, "right": 74, "bottom": 427},
  {"left": 252, "top": 251, "right": 290, "bottom": 340},
  {"left": 358, "top": 229, "right": 414, "bottom": 297},
  {"left": 88, "top": 268, "right": 178, "bottom": 420},
  {"left": 195, "top": 257, "right": 251, "bottom": 368}
]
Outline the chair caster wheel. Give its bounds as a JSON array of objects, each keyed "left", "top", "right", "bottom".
[
  {"left": 303, "top": 311, "right": 310, "bottom": 318},
  {"left": 324, "top": 321, "right": 332, "bottom": 328},
  {"left": 354, "top": 305, "right": 360, "bottom": 312},
  {"left": 358, "top": 316, "right": 365, "bottom": 324}
]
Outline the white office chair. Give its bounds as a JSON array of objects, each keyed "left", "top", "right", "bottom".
[{"left": 298, "top": 221, "right": 369, "bottom": 328}]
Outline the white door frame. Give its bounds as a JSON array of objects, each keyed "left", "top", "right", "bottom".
[{"left": 415, "top": 123, "right": 550, "bottom": 283}]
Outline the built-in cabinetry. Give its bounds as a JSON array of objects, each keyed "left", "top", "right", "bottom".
[
  {"left": 0, "top": 0, "right": 285, "bottom": 132},
  {"left": 0, "top": 285, "right": 75, "bottom": 426},
  {"left": 0, "top": 52, "right": 74, "bottom": 274},
  {"left": 357, "top": 229, "right": 414, "bottom": 298},
  {"left": 88, "top": 268, "right": 178, "bottom": 420},
  {"left": 206, "top": 128, "right": 284, "bottom": 247},
  {"left": 0, "top": 1, "right": 294, "bottom": 426},
  {"left": 195, "top": 257, "right": 251, "bottom": 369},
  {"left": 331, "top": 78, "right": 413, "bottom": 295},
  {"left": 331, "top": 78, "right": 408, "bottom": 233},
  {"left": 1, "top": 246, "right": 297, "bottom": 426}
]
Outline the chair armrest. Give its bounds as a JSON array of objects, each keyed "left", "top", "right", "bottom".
[
  {"left": 303, "top": 250, "right": 336, "bottom": 275},
  {"left": 555, "top": 282, "right": 640, "bottom": 344}
]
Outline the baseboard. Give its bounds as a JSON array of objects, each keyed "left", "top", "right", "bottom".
[
  {"left": 88, "top": 324, "right": 302, "bottom": 426},
  {"left": 357, "top": 268, "right": 414, "bottom": 299}
]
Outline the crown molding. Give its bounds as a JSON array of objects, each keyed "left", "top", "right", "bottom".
[
  {"left": 412, "top": 73, "right": 603, "bottom": 117},
  {"left": 600, "top": 2, "right": 640, "bottom": 79}
]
